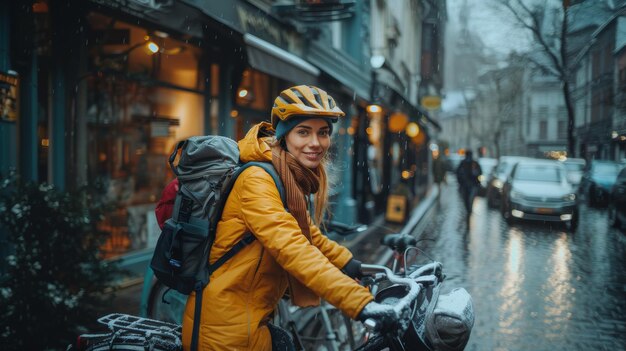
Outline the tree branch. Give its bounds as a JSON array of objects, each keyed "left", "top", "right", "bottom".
[{"left": 497, "top": 0, "right": 565, "bottom": 78}]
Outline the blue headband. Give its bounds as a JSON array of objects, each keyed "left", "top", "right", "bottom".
[{"left": 275, "top": 116, "right": 336, "bottom": 140}]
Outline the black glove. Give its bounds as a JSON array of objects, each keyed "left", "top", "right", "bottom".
[
  {"left": 342, "top": 258, "right": 363, "bottom": 280},
  {"left": 357, "top": 301, "right": 400, "bottom": 333}
]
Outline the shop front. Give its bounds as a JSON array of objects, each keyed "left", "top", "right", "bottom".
[
  {"left": 1, "top": 0, "right": 326, "bottom": 279},
  {"left": 81, "top": 0, "right": 322, "bottom": 271},
  {"left": 352, "top": 65, "right": 438, "bottom": 224}
]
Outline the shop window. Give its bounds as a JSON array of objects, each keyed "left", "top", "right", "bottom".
[
  {"left": 0, "top": 72, "right": 19, "bottom": 123},
  {"left": 539, "top": 120, "right": 548, "bottom": 140},
  {"left": 86, "top": 12, "right": 204, "bottom": 257},
  {"left": 234, "top": 68, "right": 272, "bottom": 140},
  {"left": 87, "top": 13, "right": 202, "bottom": 91}
]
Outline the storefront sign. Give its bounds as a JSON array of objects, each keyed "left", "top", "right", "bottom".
[
  {"left": 88, "top": 0, "right": 204, "bottom": 38},
  {"left": 0, "top": 71, "right": 19, "bottom": 122},
  {"left": 236, "top": 4, "right": 286, "bottom": 46}
]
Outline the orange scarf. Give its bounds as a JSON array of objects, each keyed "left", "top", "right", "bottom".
[{"left": 271, "top": 144, "right": 326, "bottom": 307}]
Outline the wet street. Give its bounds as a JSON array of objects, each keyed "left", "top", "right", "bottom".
[{"left": 412, "top": 179, "right": 626, "bottom": 351}]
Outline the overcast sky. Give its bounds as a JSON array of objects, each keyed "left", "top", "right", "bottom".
[{"left": 446, "top": 0, "right": 534, "bottom": 58}]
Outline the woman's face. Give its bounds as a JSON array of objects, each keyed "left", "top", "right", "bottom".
[{"left": 285, "top": 118, "right": 331, "bottom": 169}]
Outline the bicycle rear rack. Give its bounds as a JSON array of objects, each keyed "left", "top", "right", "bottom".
[{"left": 78, "top": 313, "right": 183, "bottom": 351}]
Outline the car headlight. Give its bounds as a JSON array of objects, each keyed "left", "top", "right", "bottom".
[
  {"left": 493, "top": 179, "right": 503, "bottom": 189},
  {"left": 563, "top": 193, "right": 576, "bottom": 201},
  {"left": 510, "top": 190, "right": 522, "bottom": 200}
]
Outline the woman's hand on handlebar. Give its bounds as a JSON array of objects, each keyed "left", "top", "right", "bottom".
[
  {"left": 357, "top": 301, "right": 402, "bottom": 333},
  {"left": 358, "top": 264, "right": 421, "bottom": 335}
]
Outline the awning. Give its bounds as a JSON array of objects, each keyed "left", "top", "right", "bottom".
[
  {"left": 244, "top": 34, "right": 320, "bottom": 85},
  {"left": 305, "top": 41, "right": 372, "bottom": 101},
  {"left": 415, "top": 105, "right": 442, "bottom": 132}
]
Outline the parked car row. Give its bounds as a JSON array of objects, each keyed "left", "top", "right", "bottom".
[
  {"left": 481, "top": 155, "right": 625, "bottom": 231},
  {"left": 578, "top": 160, "right": 624, "bottom": 206},
  {"left": 484, "top": 156, "right": 531, "bottom": 207}
]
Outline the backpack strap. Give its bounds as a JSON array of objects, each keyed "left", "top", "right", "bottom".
[
  {"left": 204, "top": 161, "right": 287, "bottom": 272},
  {"left": 190, "top": 161, "right": 286, "bottom": 351}
]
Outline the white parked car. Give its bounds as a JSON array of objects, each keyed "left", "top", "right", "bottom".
[{"left": 501, "top": 159, "right": 578, "bottom": 230}]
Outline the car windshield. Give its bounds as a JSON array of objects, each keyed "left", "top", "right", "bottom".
[
  {"left": 592, "top": 163, "right": 621, "bottom": 176},
  {"left": 514, "top": 165, "right": 562, "bottom": 182},
  {"left": 564, "top": 163, "right": 584, "bottom": 172},
  {"left": 496, "top": 162, "right": 513, "bottom": 175}
]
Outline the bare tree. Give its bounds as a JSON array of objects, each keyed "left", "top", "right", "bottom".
[{"left": 494, "top": 0, "right": 576, "bottom": 156}]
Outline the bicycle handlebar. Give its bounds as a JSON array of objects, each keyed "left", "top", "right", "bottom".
[
  {"left": 408, "top": 261, "right": 443, "bottom": 279},
  {"left": 360, "top": 263, "right": 421, "bottom": 332},
  {"left": 380, "top": 234, "right": 417, "bottom": 253}
]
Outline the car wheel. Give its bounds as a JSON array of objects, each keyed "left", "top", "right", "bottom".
[
  {"left": 588, "top": 186, "right": 597, "bottom": 207},
  {"left": 609, "top": 205, "right": 621, "bottom": 228},
  {"left": 487, "top": 192, "right": 496, "bottom": 208},
  {"left": 567, "top": 210, "right": 579, "bottom": 232},
  {"left": 501, "top": 200, "right": 513, "bottom": 224}
]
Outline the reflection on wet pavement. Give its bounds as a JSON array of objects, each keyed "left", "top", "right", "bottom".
[{"left": 414, "top": 180, "right": 626, "bottom": 351}]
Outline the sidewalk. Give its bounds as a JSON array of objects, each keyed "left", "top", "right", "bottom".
[{"left": 109, "top": 186, "right": 440, "bottom": 315}]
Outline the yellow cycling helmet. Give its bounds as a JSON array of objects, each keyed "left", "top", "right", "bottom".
[{"left": 271, "top": 85, "right": 345, "bottom": 130}]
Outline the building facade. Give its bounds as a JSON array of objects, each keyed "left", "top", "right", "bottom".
[
  {"left": 572, "top": 9, "right": 626, "bottom": 161},
  {"left": 0, "top": 0, "right": 444, "bottom": 278}
]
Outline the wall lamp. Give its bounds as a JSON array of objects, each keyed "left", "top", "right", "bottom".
[
  {"left": 366, "top": 104, "right": 382, "bottom": 114},
  {"left": 406, "top": 122, "right": 420, "bottom": 138}
]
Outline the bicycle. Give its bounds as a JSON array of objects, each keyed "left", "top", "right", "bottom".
[
  {"left": 72, "top": 229, "right": 473, "bottom": 351},
  {"left": 289, "top": 232, "right": 446, "bottom": 351},
  {"left": 356, "top": 233, "right": 474, "bottom": 351},
  {"left": 137, "top": 220, "right": 368, "bottom": 351}
]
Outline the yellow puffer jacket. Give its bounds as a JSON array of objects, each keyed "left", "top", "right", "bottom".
[{"left": 181, "top": 122, "right": 374, "bottom": 350}]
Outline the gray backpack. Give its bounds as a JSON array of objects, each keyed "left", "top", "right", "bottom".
[{"left": 149, "top": 135, "right": 286, "bottom": 351}]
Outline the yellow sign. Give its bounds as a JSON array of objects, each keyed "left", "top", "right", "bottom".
[
  {"left": 421, "top": 95, "right": 441, "bottom": 110},
  {"left": 385, "top": 194, "right": 408, "bottom": 223}
]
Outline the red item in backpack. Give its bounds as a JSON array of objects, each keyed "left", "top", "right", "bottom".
[{"left": 155, "top": 179, "right": 178, "bottom": 229}]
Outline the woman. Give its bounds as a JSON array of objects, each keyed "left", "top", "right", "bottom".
[{"left": 181, "top": 85, "right": 398, "bottom": 350}]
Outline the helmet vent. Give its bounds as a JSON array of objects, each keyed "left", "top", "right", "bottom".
[
  {"left": 279, "top": 93, "right": 296, "bottom": 105},
  {"left": 313, "top": 91, "right": 323, "bottom": 107}
]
